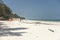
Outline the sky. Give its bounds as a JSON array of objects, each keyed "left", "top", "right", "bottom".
[{"left": 2, "top": 0, "right": 60, "bottom": 20}]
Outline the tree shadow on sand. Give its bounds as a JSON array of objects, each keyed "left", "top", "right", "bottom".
[
  {"left": 0, "top": 32, "right": 27, "bottom": 36},
  {"left": 0, "top": 22, "right": 28, "bottom": 37}
]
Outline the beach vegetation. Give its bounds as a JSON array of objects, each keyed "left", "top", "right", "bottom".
[{"left": 0, "top": 1, "right": 25, "bottom": 20}]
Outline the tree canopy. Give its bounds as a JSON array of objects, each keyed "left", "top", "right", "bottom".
[{"left": 0, "top": 2, "right": 25, "bottom": 19}]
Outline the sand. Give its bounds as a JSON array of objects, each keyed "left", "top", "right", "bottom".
[{"left": 0, "top": 20, "right": 60, "bottom": 40}]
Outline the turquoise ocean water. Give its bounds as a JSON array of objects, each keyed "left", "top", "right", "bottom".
[{"left": 31, "top": 19, "right": 60, "bottom": 22}]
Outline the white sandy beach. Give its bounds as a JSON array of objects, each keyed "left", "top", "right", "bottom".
[{"left": 0, "top": 20, "right": 60, "bottom": 40}]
